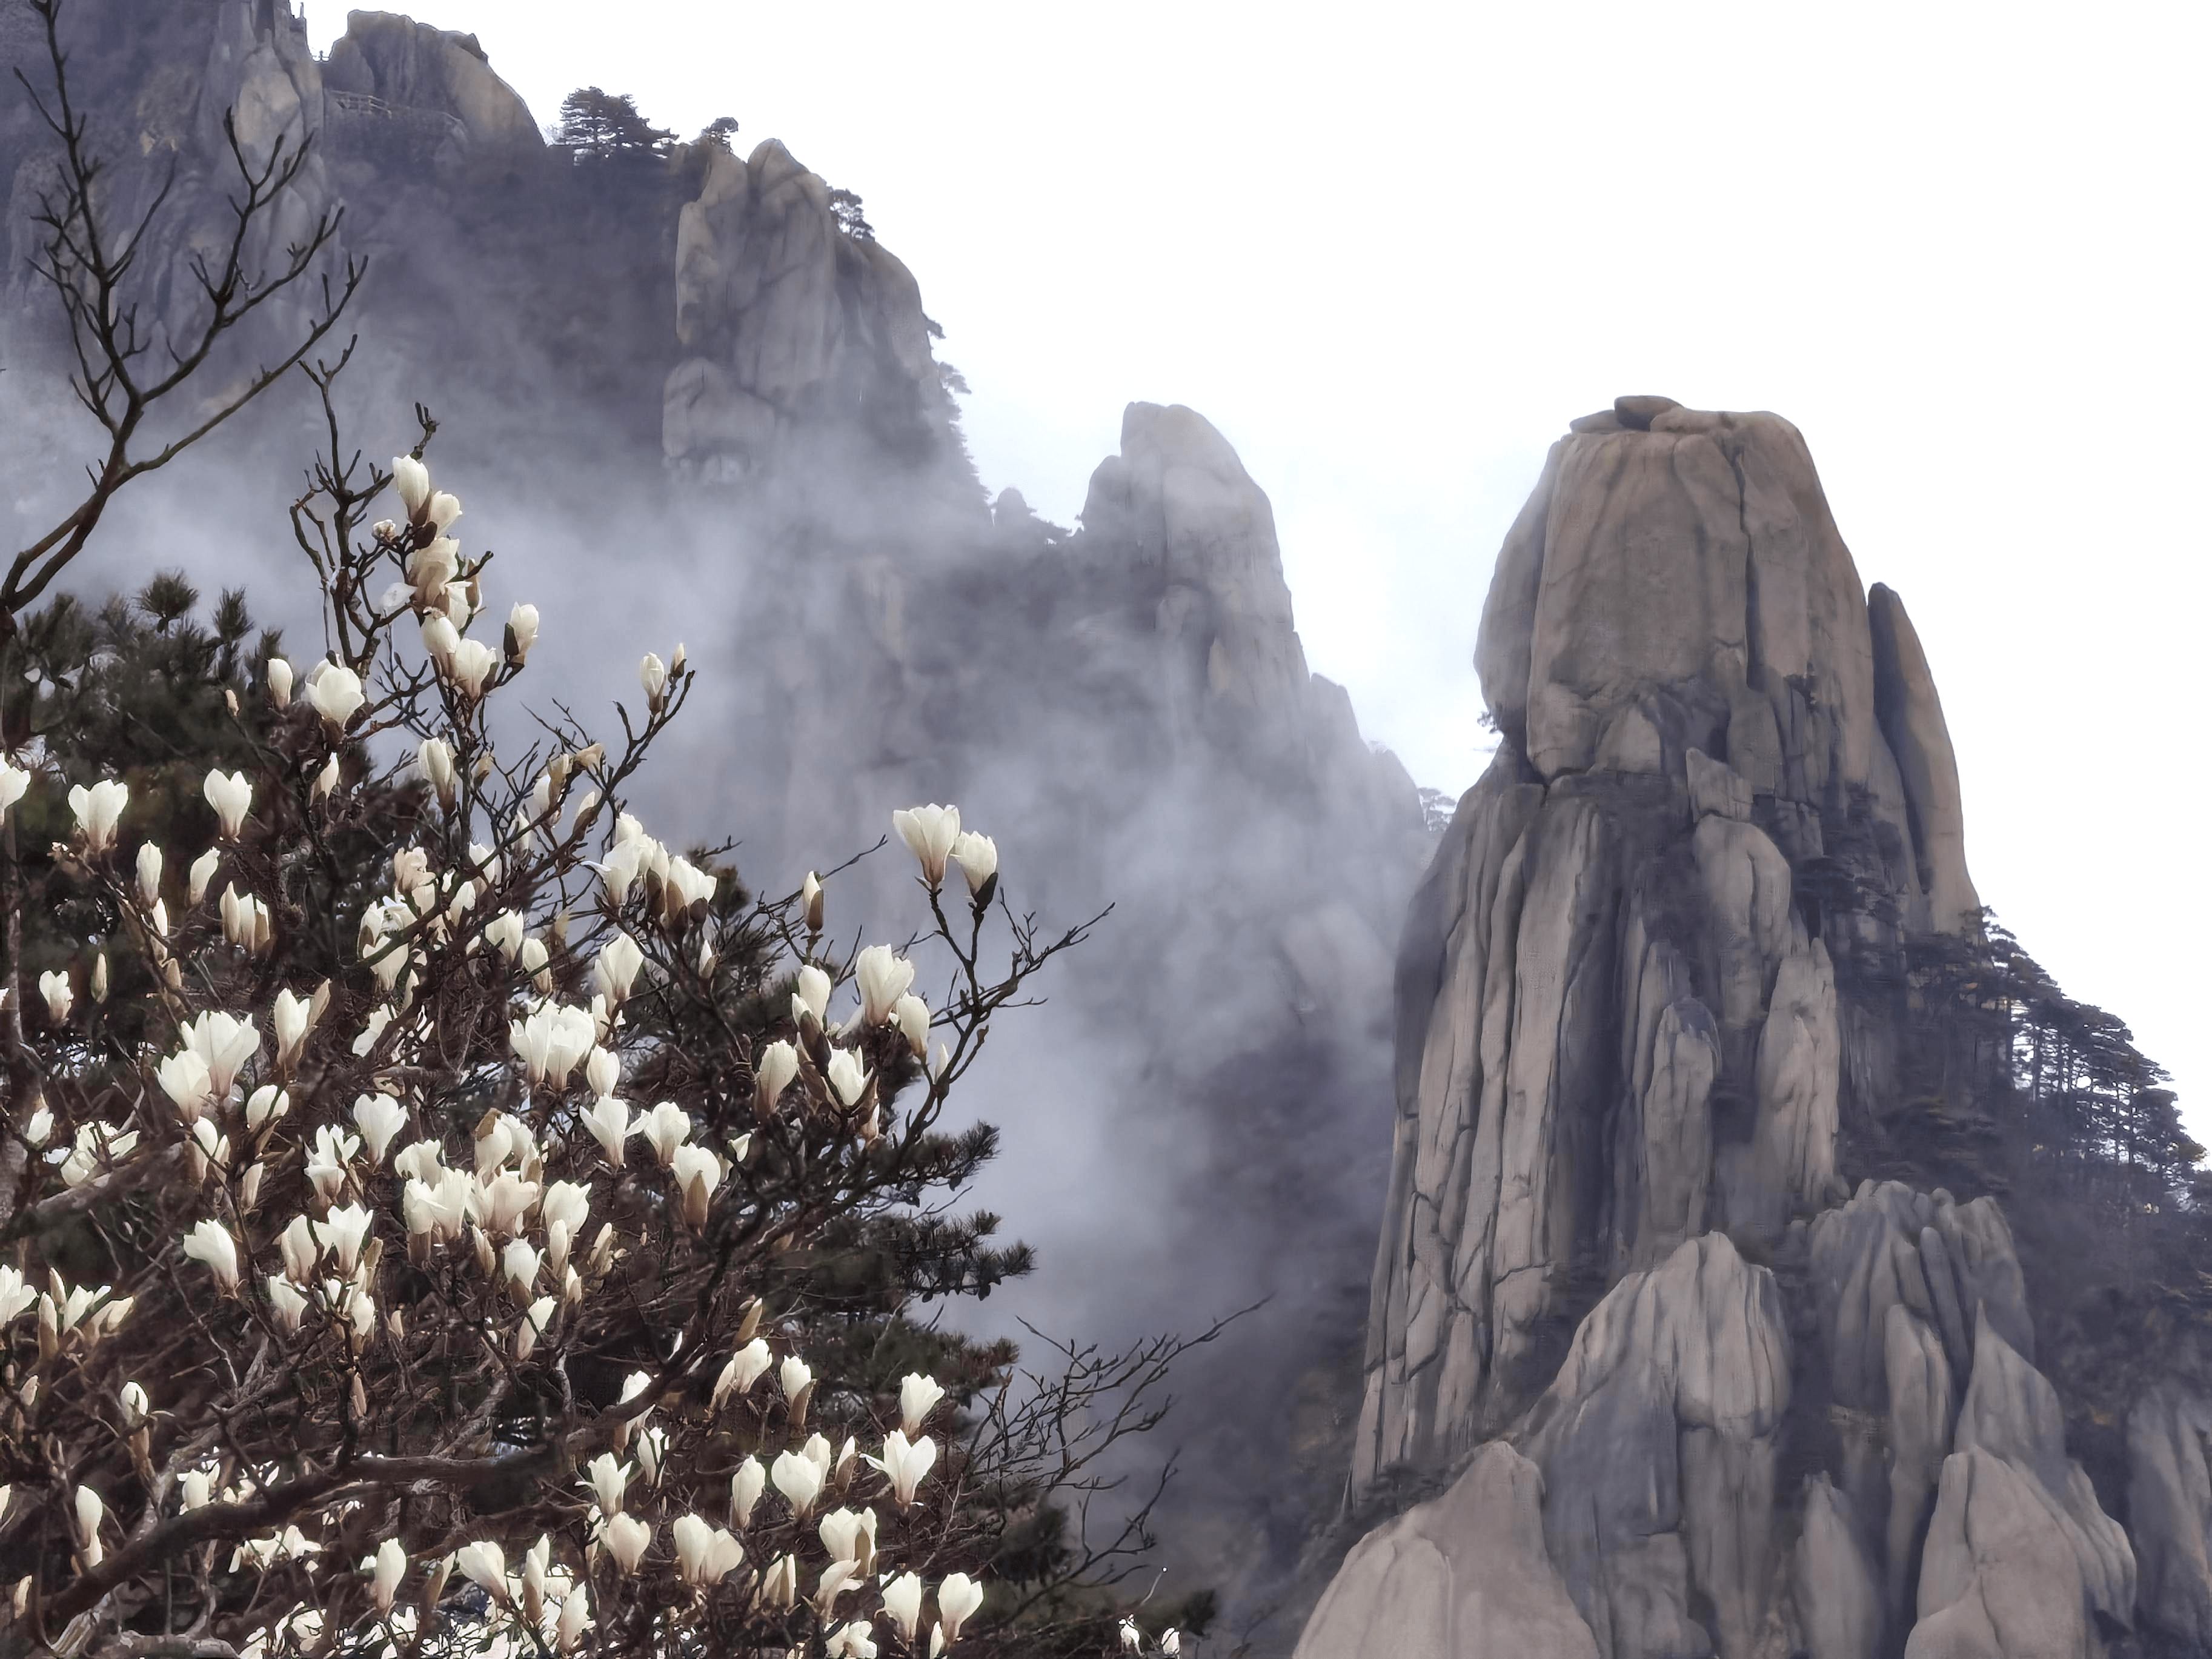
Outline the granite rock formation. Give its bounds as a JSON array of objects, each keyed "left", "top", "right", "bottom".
[
  {"left": 321, "top": 11, "right": 541, "bottom": 169},
  {"left": 1306, "top": 399, "right": 2152, "bottom": 1659},
  {"left": 665, "top": 138, "right": 951, "bottom": 479}
]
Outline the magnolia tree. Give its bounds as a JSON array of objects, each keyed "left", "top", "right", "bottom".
[{"left": 0, "top": 401, "right": 1205, "bottom": 1657}]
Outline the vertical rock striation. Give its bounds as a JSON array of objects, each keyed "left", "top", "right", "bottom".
[{"left": 1308, "top": 400, "right": 2141, "bottom": 1659}]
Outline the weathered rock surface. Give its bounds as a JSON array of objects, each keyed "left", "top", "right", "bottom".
[
  {"left": 1796, "top": 1476, "right": 1884, "bottom": 1659},
  {"left": 2127, "top": 1377, "right": 2212, "bottom": 1643},
  {"left": 1908, "top": 1448, "right": 2119, "bottom": 1659},
  {"left": 322, "top": 10, "right": 540, "bottom": 164},
  {"left": 1517, "top": 1234, "right": 1790, "bottom": 1659},
  {"left": 1868, "top": 583, "right": 1981, "bottom": 936},
  {"left": 1321, "top": 404, "right": 2161, "bottom": 1659},
  {"left": 1357, "top": 401, "right": 1964, "bottom": 1492},
  {"left": 1293, "top": 1444, "right": 1598, "bottom": 1659},
  {"left": 663, "top": 138, "right": 950, "bottom": 477}
]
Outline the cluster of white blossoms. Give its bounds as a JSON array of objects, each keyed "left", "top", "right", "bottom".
[{"left": 0, "top": 451, "right": 1044, "bottom": 1658}]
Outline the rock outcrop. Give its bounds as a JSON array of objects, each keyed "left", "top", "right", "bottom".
[
  {"left": 2128, "top": 1377, "right": 2212, "bottom": 1643},
  {"left": 663, "top": 139, "right": 953, "bottom": 479},
  {"left": 1292, "top": 1445, "right": 1598, "bottom": 1659},
  {"left": 1308, "top": 400, "right": 2145, "bottom": 1659},
  {"left": 321, "top": 11, "right": 540, "bottom": 169}
]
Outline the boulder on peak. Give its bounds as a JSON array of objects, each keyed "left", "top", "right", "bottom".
[{"left": 322, "top": 10, "right": 539, "bottom": 158}]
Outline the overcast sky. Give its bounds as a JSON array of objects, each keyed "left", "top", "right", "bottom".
[{"left": 305, "top": 1, "right": 2208, "bottom": 1122}]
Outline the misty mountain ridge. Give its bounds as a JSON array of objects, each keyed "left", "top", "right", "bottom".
[
  {"left": 0, "top": 0, "right": 1432, "bottom": 1635},
  {"left": 3, "top": 8, "right": 2203, "bottom": 1659}
]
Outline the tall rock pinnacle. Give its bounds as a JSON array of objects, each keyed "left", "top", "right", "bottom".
[{"left": 1303, "top": 400, "right": 2128, "bottom": 1659}]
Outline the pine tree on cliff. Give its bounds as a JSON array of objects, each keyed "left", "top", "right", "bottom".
[{"left": 556, "top": 87, "right": 676, "bottom": 157}]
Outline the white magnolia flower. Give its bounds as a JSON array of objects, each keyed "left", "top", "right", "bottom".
[
  {"left": 22, "top": 1106, "right": 51, "bottom": 1148},
  {"left": 480, "top": 1169, "right": 540, "bottom": 1234},
  {"left": 882, "top": 1572, "right": 926, "bottom": 1644},
  {"left": 135, "top": 842, "right": 162, "bottom": 906},
  {"left": 311, "top": 751, "right": 340, "bottom": 802},
  {"left": 826, "top": 1048, "right": 871, "bottom": 1109},
  {"left": 950, "top": 831, "right": 998, "bottom": 899},
  {"left": 587, "top": 843, "right": 639, "bottom": 912},
  {"left": 0, "top": 760, "right": 29, "bottom": 823},
  {"left": 854, "top": 945, "right": 914, "bottom": 1025},
  {"left": 68, "top": 779, "right": 129, "bottom": 855},
  {"left": 817, "top": 1506, "right": 873, "bottom": 1570},
  {"left": 274, "top": 1215, "right": 315, "bottom": 1285},
  {"left": 770, "top": 1449, "right": 823, "bottom": 1517},
  {"left": 406, "top": 537, "right": 459, "bottom": 602},
  {"left": 119, "top": 1380, "right": 150, "bottom": 1427},
  {"left": 510, "top": 1003, "right": 596, "bottom": 1088},
  {"left": 266, "top": 656, "right": 293, "bottom": 709},
  {"left": 664, "top": 855, "right": 716, "bottom": 916},
  {"left": 1161, "top": 1630, "right": 1182, "bottom": 1655},
  {"left": 1121, "top": 1617, "right": 1142, "bottom": 1651},
  {"left": 639, "top": 652, "right": 668, "bottom": 711},
  {"left": 585, "top": 1046, "right": 620, "bottom": 1097},
  {"left": 247, "top": 1084, "right": 290, "bottom": 1132},
  {"left": 449, "top": 637, "right": 497, "bottom": 699},
  {"left": 891, "top": 804, "right": 960, "bottom": 888},
  {"left": 756, "top": 1040, "right": 800, "bottom": 1113},
  {"left": 594, "top": 933, "right": 644, "bottom": 1004},
  {"left": 455, "top": 1540, "right": 507, "bottom": 1603},
  {"left": 402, "top": 1171, "right": 471, "bottom": 1245},
  {"left": 38, "top": 970, "right": 70, "bottom": 1024},
  {"left": 89, "top": 951, "right": 107, "bottom": 1002},
  {"left": 184, "top": 1009, "right": 259, "bottom": 1099},
  {"left": 582, "top": 1452, "right": 631, "bottom": 1517},
  {"left": 391, "top": 454, "right": 431, "bottom": 519},
  {"left": 795, "top": 963, "right": 833, "bottom": 1026},
  {"left": 900, "top": 1373, "right": 946, "bottom": 1435},
  {"left": 203, "top": 769, "right": 252, "bottom": 840},
  {"left": 485, "top": 909, "right": 526, "bottom": 961},
  {"left": 714, "top": 1338, "right": 774, "bottom": 1411},
  {"left": 731, "top": 1455, "right": 768, "bottom": 1526},
  {"left": 74, "top": 1485, "right": 104, "bottom": 1552},
  {"left": 418, "top": 611, "right": 460, "bottom": 668},
  {"left": 503, "top": 1238, "right": 541, "bottom": 1297},
  {"left": 802, "top": 869, "right": 824, "bottom": 930},
  {"left": 188, "top": 848, "right": 221, "bottom": 906},
  {"left": 671, "top": 1143, "right": 722, "bottom": 1227},
  {"left": 892, "top": 993, "right": 931, "bottom": 1059},
  {"left": 353, "top": 1094, "right": 408, "bottom": 1164},
  {"left": 780, "top": 1355, "right": 814, "bottom": 1406},
  {"left": 266, "top": 1275, "right": 307, "bottom": 1334},
  {"left": 938, "top": 1574, "right": 984, "bottom": 1643},
  {"left": 827, "top": 1621, "right": 879, "bottom": 1659},
  {"left": 181, "top": 1220, "right": 240, "bottom": 1292},
  {"left": 640, "top": 1100, "right": 691, "bottom": 1166},
  {"left": 672, "top": 1514, "right": 745, "bottom": 1587},
  {"left": 181, "top": 1469, "right": 213, "bottom": 1510},
  {"left": 602, "top": 1512, "right": 652, "bottom": 1575},
  {"left": 581, "top": 1095, "right": 636, "bottom": 1166},
  {"left": 156, "top": 1057, "right": 215, "bottom": 1123},
  {"left": 316, "top": 1203, "right": 374, "bottom": 1276},
  {"left": 542, "top": 1180, "right": 591, "bottom": 1267},
  {"left": 368, "top": 1537, "right": 407, "bottom": 1614},
  {"left": 507, "top": 602, "right": 539, "bottom": 662},
  {"left": 272, "top": 990, "right": 310, "bottom": 1071},
  {"left": 417, "top": 737, "right": 456, "bottom": 808},
  {"left": 307, "top": 663, "right": 365, "bottom": 731},
  {"left": 868, "top": 1431, "right": 938, "bottom": 1508}
]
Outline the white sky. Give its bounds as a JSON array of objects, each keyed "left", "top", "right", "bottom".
[{"left": 307, "top": 1, "right": 2209, "bottom": 1123}]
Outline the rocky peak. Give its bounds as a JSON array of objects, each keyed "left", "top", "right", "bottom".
[
  {"left": 321, "top": 10, "right": 541, "bottom": 165},
  {"left": 1306, "top": 401, "right": 2145, "bottom": 1659}
]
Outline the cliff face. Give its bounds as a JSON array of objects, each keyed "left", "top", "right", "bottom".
[
  {"left": 0, "top": 4, "right": 1429, "bottom": 1626},
  {"left": 1303, "top": 399, "right": 2205, "bottom": 1659}
]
